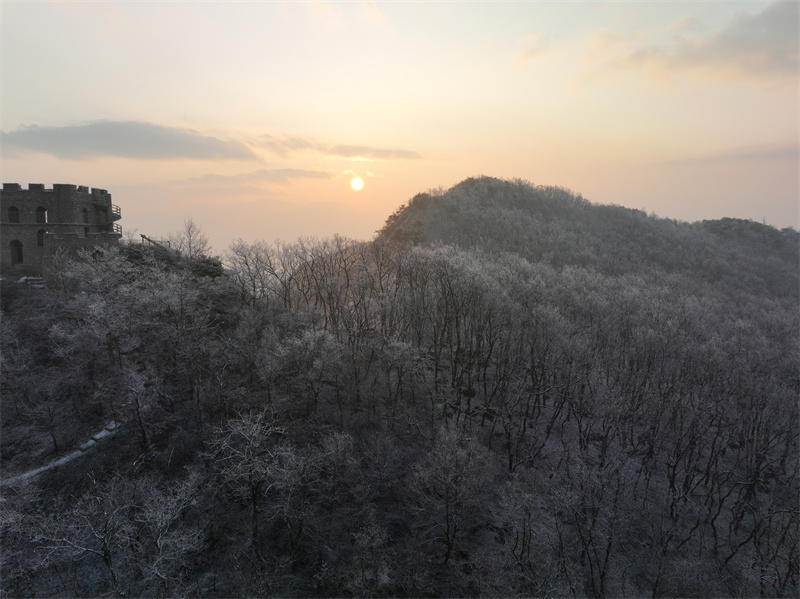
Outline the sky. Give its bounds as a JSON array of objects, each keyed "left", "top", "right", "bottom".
[{"left": 2, "top": 1, "right": 797, "bottom": 253}]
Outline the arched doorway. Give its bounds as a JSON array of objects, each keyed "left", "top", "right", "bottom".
[{"left": 10, "top": 240, "right": 23, "bottom": 265}]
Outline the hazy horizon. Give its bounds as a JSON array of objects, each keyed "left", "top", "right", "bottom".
[{"left": 3, "top": 1, "right": 797, "bottom": 252}]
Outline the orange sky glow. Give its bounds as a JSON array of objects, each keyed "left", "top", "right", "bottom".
[{"left": 2, "top": 1, "right": 797, "bottom": 252}]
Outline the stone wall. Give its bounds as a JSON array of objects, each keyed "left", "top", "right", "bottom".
[{"left": 1, "top": 183, "right": 122, "bottom": 277}]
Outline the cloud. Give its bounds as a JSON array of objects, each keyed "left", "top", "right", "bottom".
[
  {"left": 2, "top": 121, "right": 260, "bottom": 161},
  {"left": 360, "top": 0, "right": 386, "bottom": 26},
  {"left": 620, "top": 1, "right": 798, "bottom": 85},
  {"left": 515, "top": 33, "right": 549, "bottom": 64},
  {"left": 258, "top": 135, "right": 316, "bottom": 158},
  {"left": 591, "top": 29, "right": 644, "bottom": 51},
  {"left": 5, "top": 121, "right": 422, "bottom": 164},
  {"left": 667, "top": 16, "right": 701, "bottom": 34},
  {"left": 663, "top": 143, "right": 799, "bottom": 165},
  {"left": 325, "top": 144, "right": 420, "bottom": 161},
  {"left": 177, "top": 168, "right": 333, "bottom": 186},
  {"left": 305, "top": 1, "right": 345, "bottom": 25},
  {"left": 257, "top": 135, "right": 421, "bottom": 161},
  {"left": 304, "top": 1, "right": 385, "bottom": 27}
]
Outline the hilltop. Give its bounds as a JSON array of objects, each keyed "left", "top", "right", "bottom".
[{"left": 379, "top": 176, "right": 799, "bottom": 300}]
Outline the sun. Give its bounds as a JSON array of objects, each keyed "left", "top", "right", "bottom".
[{"left": 350, "top": 177, "right": 364, "bottom": 191}]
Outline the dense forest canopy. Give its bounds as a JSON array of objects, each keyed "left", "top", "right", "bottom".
[
  {"left": 2, "top": 177, "right": 797, "bottom": 598},
  {"left": 380, "top": 177, "right": 799, "bottom": 296}
]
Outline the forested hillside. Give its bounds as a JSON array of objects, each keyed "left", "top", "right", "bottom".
[
  {"left": 381, "top": 177, "right": 799, "bottom": 297},
  {"left": 2, "top": 177, "right": 797, "bottom": 598}
]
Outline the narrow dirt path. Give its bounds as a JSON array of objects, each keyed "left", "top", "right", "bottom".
[{"left": 1, "top": 420, "right": 119, "bottom": 487}]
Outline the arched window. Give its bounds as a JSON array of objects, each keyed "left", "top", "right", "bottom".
[
  {"left": 35, "top": 206, "right": 47, "bottom": 224},
  {"left": 37, "top": 229, "right": 46, "bottom": 247},
  {"left": 82, "top": 208, "right": 89, "bottom": 224},
  {"left": 7, "top": 206, "right": 19, "bottom": 223},
  {"left": 10, "top": 240, "right": 23, "bottom": 265}
]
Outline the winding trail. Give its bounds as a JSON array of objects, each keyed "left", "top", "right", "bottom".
[{"left": 1, "top": 420, "right": 119, "bottom": 487}]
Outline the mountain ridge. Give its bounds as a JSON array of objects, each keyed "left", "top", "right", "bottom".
[{"left": 378, "top": 175, "right": 799, "bottom": 300}]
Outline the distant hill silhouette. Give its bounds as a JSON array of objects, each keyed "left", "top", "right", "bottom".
[{"left": 378, "top": 176, "right": 799, "bottom": 301}]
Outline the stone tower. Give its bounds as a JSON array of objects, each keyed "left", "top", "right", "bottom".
[{"left": 1, "top": 183, "right": 122, "bottom": 277}]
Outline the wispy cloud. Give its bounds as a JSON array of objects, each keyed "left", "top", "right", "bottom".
[
  {"left": 326, "top": 144, "right": 420, "bottom": 161},
  {"left": 258, "top": 135, "right": 316, "bottom": 159},
  {"left": 663, "top": 143, "right": 799, "bottom": 165},
  {"left": 591, "top": 29, "right": 644, "bottom": 51},
  {"left": 1, "top": 119, "right": 420, "bottom": 165},
  {"left": 257, "top": 134, "right": 421, "bottom": 161},
  {"left": 177, "top": 168, "right": 333, "bottom": 186},
  {"left": 305, "top": 1, "right": 343, "bottom": 23},
  {"left": 515, "top": 33, "right": 550, "bottom": 65},
  {"left": 2, "top": 121, "right": 260, "bottom": 161},
  {"left": 360, "top": 0, "right": 386, "bottom": 26},
  {"left": 304, "top": 1, "right": 385, "bottom": 27},
  {"left": 666, "top": 16, "right": 701, "bottom": 35},
  {"left": 618, "top": 1, "right": 798, "bottom": 86}
]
